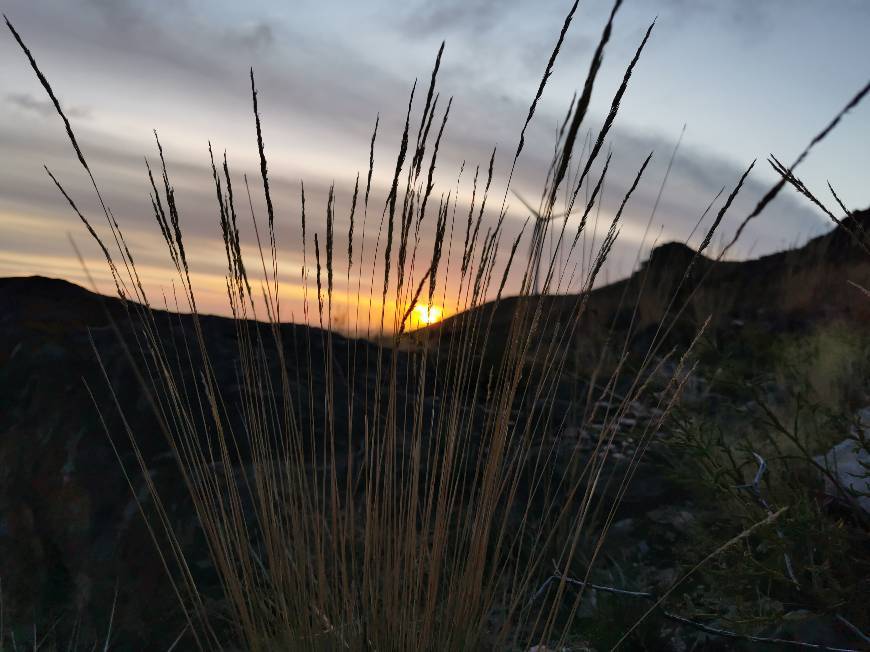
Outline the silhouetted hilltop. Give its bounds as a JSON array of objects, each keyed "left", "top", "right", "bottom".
[
  {"left": 431, "top": 207, "right": 870, "bottom": 351},
  {"left": 642, "top": 240, "right": 703, "bottom": 274},
  {"left": 0, "top": 275, "right": 396, "bottom": 646},
  {"left": 0, "top": 275, "right": 118, "bottom": 329}
]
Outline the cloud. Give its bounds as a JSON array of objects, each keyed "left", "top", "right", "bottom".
[
  {"left": 1, "top": 0, "right": 862, "bottom": 320},
  {"left": 0, "top": 4, "right": 824, "bottom": 270},
  {"left": 399, "top": 0, "right": 526, "bottom": 35},
  {"left": 6, "top": 93, "right": 91, "bottom": 119},
  {"left": 84, "top": 0, "right": 149, "bottom": 29},
  {"left": 224, "top": 21, "right": 275, "bottom": 52}
]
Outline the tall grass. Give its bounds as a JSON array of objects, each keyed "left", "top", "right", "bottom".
[{"left": 6, "top": 2, "right": 866, "bottom": 649}]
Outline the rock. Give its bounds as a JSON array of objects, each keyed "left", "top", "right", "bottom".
[{"left": 813, "top": 408, "right": 870, "bottom": 514}]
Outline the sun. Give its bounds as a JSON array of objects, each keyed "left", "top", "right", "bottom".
[{"left": 410, "top": 303, "right": 444, "bottom": 328}]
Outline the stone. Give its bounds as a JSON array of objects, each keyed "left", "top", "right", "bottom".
[{"left": 813, "top": 407, "right": 870, "bottom": 514}]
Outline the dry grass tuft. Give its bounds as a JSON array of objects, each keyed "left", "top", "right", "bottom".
[{"left": 6, "top": 2, "right": 868, "bottom": 649}]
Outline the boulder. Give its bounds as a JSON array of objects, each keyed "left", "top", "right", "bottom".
[{"left": 813, "top": 408, "right": 870, "bottom": 514}]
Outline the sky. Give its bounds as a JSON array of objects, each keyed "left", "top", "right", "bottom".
[{"left": 2, "top": 0, "right": 869, "bottom": 325}]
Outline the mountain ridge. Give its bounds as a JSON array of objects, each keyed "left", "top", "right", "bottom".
[
  {"left": 3, "top": 207, "right": 868, "bottom": 338},
  {"left": 428, "top": 207, "right": 870, "bottom": 344}
]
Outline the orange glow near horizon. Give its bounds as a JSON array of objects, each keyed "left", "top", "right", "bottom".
[{"left": 409, "top": 303, "right": 444, "bottom": 329}]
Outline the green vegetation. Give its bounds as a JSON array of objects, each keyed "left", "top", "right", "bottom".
[{"left": 663, "top": 323, "right": 870, "bottom": 648}]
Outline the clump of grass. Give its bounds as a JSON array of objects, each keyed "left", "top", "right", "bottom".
[{"left": 6, "top": 3, "right": 867, "bottom": 650}]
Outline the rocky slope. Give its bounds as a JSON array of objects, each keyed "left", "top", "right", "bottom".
[{"left": 0, "top": 277, "right": 395, "bottom": 647}]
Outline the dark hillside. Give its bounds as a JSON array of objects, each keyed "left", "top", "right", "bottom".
[{"left": 0, "top": 210, "right": 867, "bottom": 647}]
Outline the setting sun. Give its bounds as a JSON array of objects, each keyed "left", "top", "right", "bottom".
[{"left": 410, "top": 303, "right": 444, "bottom": 328}]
